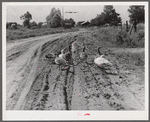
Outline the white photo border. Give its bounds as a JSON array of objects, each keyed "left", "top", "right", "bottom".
[{"left": 2, "top": 2, "right": 149, "bottom": 120}]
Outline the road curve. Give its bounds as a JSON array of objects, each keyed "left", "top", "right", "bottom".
[{"left": 6, "top": 30, "right": 145, "bottom": 110}]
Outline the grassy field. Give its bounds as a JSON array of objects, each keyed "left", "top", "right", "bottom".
[
  {"left": 87, "top": 23, "right": 144, "bottom": 48},
  {"left": 6, "top": 27, "right": 79, "bottom": 42},
  {"left": 7, "top": 24, "right": 144, "bottom": 48}
]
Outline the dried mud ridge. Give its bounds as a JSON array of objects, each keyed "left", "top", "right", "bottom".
[{"left": 6, "top": 31, "right": 145, "bottom": 110}]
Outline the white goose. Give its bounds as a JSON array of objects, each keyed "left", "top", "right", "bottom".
[
  {"left": 55, "top": 45, "right": 72, "bottom": 70},
  {"left": 59, "top": 45, "right": 71, "bottom": 61},
  {"left": 59, "top": 48, "right": 66, "bottom": 59},
  {"left": 54, "top": 53, "right": 69, "bottom": 70},
  {"left": 94, "top": 47, "right": 112, "bottom": 69},
  {"left": 45, "top": 51, "right": 68, "bottom": 70}
]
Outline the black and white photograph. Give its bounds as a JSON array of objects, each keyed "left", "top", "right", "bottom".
[{"left": 2, "top": 1, "right": 149, "bottom": 120}]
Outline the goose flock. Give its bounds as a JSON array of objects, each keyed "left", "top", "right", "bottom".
[{"left": 45, "top": 40, "right": 113, "bottom": 73}]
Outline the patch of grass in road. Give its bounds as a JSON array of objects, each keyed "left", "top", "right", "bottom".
[
  {"left": 6, "top": 51, "right": 23, "bottom": 62},
  {"left": 115, "top": 51, "right": 144, "bottom": 67}
]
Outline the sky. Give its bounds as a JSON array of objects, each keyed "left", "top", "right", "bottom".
[{"left": 6, "top": 5, "right": 130, "bottom": 25}]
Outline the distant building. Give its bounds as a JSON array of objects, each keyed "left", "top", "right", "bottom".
[
  {"left": 80, "top": 21, "right": 90, "bottom": 27},
  {"left": 104, "top": 23, "right": 109, "bottom": 27},
  {"left": 77, "top": 21, "right": 90, "bottom": 27},
  {"left": 47, "top": 13, "right": 62, "bottom": 28},
  {"left": 77, "top": 21, "right": 85, "bottom": 27},
  {"left": 42, "top": 22, "right": 47, "bottom": 26}
]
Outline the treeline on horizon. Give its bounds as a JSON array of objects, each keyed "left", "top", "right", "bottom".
[{"left": 6, "top": 5, "right": 145, "bottom": 30}]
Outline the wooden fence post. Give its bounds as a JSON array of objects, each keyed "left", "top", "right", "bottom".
[
  {"left": 129, "top": 23, "right": 134, "bottom": 35},
  {"left": 126, "top": 21, "right": 129, "bottom": 32}
]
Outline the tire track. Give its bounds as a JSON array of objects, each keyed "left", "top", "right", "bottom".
[
  {"left": 14, "top": 46, "right": 42, "bottom": 110},
  {"left": 20, "top": 34, "right": 79, "bottom": 110}
]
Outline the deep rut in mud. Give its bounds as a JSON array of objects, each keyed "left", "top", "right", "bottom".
[{"left": 6, "top": 31, "right": 145, "bottom": 110}]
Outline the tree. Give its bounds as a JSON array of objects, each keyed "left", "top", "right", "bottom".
[
  {"left": 68, "top": 18, "right": 75, "bottom": 27},
  {"left": 46, "top": 7, "right": 62, "bottom": 28},
  {"left": 37, "top": 22, "right": 43, "bottom": 28},
  {"left": 90, "top": 14, "right": 104, "bottom": 26},
  {"left": 128, "top": 5, "right": 144, "bottom": 23},
  {"left": 20, "top": 11, "right": 32, "bottom": 28},
  {"left": 103, "top": 5, "right": 114, "bottom": 24},
  {"left": 103, "top": 5, "right": 121, "bottom": 25},
  {"left": 90, "top": 5, "right": 122, "bottom": 27},
  {"left": 97, "top": 12, "right": 106, "bottom": 25},
  {"left": 50, "top": 19, "right": 60, "bottom": 28},
  {"left": 30, "top": 21, "right": 37, "bottom": 28}
]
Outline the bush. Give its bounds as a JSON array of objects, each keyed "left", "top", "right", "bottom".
[
  {"left": 18, "top": 27, "right": 29, "bottom": 32},
  {"left": 129, "top": 30, "right": 144, "bottom": 47},
  {"left": 116, "top": 30, "right": 131, "bottom": 46},
  {"left": 37, "top": 22, "right": 43, "bottom": 28},
  {"left": 137, "top": 23, "right": 144, "bottom": 31},
  {"left": 116, "top": 51, "right": 144, "bottom": 66},
  {"left": 137, "top": 29, "right": 144, "bottom": 39},
  {"left": 42, "top": 25, "right": 47, "bottom": 28},
  {"left": 31, "top": 26, "right": 38, "bottom": 29},
  {"left": 116, "top": 26, "right": 144, "bottom": 48}
]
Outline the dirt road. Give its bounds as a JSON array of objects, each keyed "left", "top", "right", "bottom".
[{"left": 6, "top": 30, "right": 145, "bottom": 110}]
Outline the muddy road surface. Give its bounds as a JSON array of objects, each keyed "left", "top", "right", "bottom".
[{"left": 6, "top": 30, "right": 145, "bottom": 110}]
